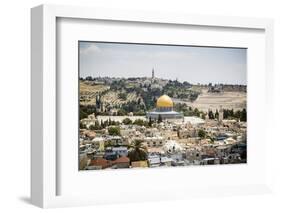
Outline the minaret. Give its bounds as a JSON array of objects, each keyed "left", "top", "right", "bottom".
[{"left": 151, "top": 68, "right": 155, "bottom": 84}]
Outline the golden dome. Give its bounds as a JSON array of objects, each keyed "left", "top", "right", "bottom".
[{"left": 156, "top": 95, "right": 173, "bottom": 108}]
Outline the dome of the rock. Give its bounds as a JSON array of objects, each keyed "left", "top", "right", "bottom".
[
  {"left": 156, "top": 95, "right": 173, "bottom": 108},
  {"left": 147, "top": 94, "right": 183, "bottom": 120}
]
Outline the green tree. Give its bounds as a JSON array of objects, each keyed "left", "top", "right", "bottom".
[
  {"left": 104, "top": 120, "right": 109, "bottom": 127},
  {"left": 117, "top": 109, "right": 126, "bottom": 116},
  {"left": 148, "top": 117, "right": 153, "bottom": 127},
  {"left": 177, "top": 128, "right": 180, "bottom": 138},
  {"left": 198, "top": 129, "right": 206, "bottom": 138},
  {"left": 122, "top": 118, "right": 132, "bottom": 125},
  {"left": 194, "top": 108, "right": 200, "bottom": 117},
  {"left": 223, "top": 109, "right": 229, "bottom": 119},
  {"left": 215, "top": 109, "right": 219, "bottom": 120},
  {"left": 118, "top": 92, "right": 127, "bottom": 100},
  {"left": 201, "top": 113, "right": 206, "bottom": 120},
  {"left": 80, "top": 110, "right": 88, "bottom": 119},
  {"left": 157, "top": 114, "right": 163, "bottom": 123},
  {"left": 133, "top": 119, "right": 145, "bottom": 126},
  {"left": 89, "top": 124, "right": 95, "bottom": 130},
  {"left": 208, "top": 110, "right": 214, "bottom": 119},
  {"left": 135, "top": 110, "right": 145, "bottom": 116},
  {"left": 240, "top": 108, "right": 247, "bottom": 121},
  {"left": 80, "top": 122, "right": 86, "bottom": 129},
  {"left": 234, "top": 110, "right": 241, "bottom": 120},
  {"left": 108, "top": 126, "right": 120, "bottom": 136},
  {"left": 230, "top": 109, "right": 234, "bottom": 117},
  {"left": 94, "top": 120, "right": 101, "bottom": 130},
  {"left": 128, "top": 139, "right": 148, "bottom": 162}
]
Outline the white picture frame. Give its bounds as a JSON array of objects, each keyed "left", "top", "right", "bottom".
[{"left": 31, "top": 4, "right": 274, "bottom": 208}]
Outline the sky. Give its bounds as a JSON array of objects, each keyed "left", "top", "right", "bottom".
[{"left": 79, "top": 42, "right": 247, "bottom": 85}]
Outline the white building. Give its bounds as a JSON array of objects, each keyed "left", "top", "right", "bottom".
[
  {"left": 163, "top": 140, "right": 183, "bottom": 153},
  {"left": 144, "top": 136, "right": 164, "bottom": 147}
]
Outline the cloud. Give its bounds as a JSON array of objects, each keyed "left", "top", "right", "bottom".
[
  {"left": 80, "top": 44, "right": 101, "bottom": 55},
  {"left": 79, "top": 42, "right": 246, "bottom": 84}
]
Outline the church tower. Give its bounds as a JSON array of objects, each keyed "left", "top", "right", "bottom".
[{"left": 151, "top": 68, "right": 155, "bottom": 84}]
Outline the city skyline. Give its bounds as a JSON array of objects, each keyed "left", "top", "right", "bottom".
[{"left": 79, "top": 41, "right": 247, "bottom": 85}]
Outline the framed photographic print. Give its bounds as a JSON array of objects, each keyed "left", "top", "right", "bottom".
[
  {"left": 31, "top": 4, "right": 274, "bottom": 208},
  {"left": 78, "top": 41, "right": 247, "bottom": 170}
]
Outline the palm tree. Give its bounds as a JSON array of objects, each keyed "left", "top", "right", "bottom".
[{"left": 127, "top": 139, "right": 148, "bottom": 162}]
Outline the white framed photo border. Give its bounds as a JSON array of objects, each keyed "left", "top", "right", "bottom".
[{"left": 31, "top": 4, "right": 274, "bottom": 208}]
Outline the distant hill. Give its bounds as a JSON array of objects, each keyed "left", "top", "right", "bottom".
[{"left": 79, "top": 77, "right": 246, "bottom": 116}]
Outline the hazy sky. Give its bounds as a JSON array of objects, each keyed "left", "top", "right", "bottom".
[{"left": 79, "top": 42, "right": 247, "bottom": 85}]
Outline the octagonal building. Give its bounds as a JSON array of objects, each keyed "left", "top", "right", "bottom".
[{"left": 146, "top": 95, "right": 183, "bottom": 120}]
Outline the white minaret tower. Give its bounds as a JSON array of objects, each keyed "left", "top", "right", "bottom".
[{"left": 151, "top": 68, "right": 155, "bottom": 84}]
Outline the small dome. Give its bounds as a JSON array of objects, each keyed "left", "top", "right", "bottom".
[{"left": 156, "top": 95, "right": 173, "bottom": 108}]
